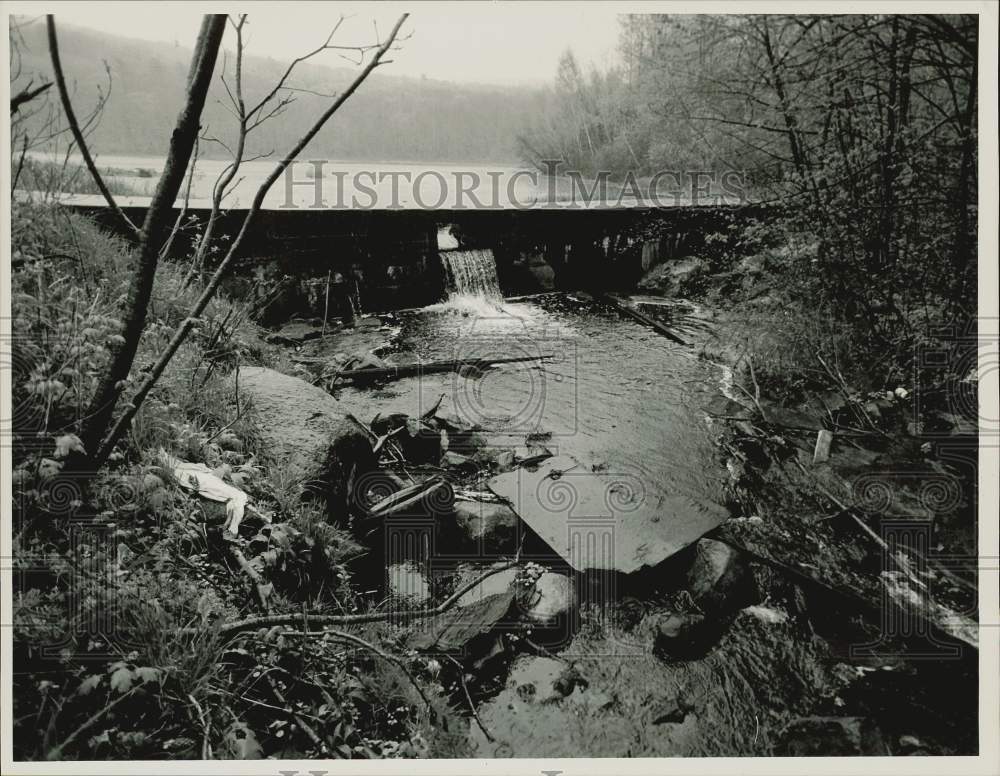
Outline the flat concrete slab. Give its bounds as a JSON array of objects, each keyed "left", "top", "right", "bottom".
[{"left": 488, "top": 454, "right": 729, "bottom": 573}]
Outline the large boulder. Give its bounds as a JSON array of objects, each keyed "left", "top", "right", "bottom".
[
  {"left": 235, "top": 366, "right": 374, "bottom": 517},
  {"left": 453, "top": 500, "right": 520, "bottom": 553}
]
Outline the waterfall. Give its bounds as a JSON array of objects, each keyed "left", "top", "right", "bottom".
[{"left": 440, "top": 249, "right": 501, "bottom": 300}]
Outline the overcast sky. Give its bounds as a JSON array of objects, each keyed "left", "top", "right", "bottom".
[{"left": 37, "top": 2, "right": 623, "bottom": 86}]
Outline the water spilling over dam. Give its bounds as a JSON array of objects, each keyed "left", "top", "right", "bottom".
[{"left": 440, "top": 249, "right": 502, "bottom": 300}]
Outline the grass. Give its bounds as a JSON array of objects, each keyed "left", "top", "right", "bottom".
[
  {"left": 13, "top": 156, "right": 154, "bottom": 197},
  {"left": 10, "top": 199, "right": 462, "bottom": 760}
]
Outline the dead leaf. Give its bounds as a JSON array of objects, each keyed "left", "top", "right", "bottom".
[
  {"left": 54, "top": 434, "right": 86, "bottom": 458},
  {"left": 221, "top": 722, "right": 263, "bottom": 760},
  {"left": 77, "top": 674, "right": 102, "bottom": 696},
  {"left": 109, "top": 666, "right": 133, "bottom": 694}
]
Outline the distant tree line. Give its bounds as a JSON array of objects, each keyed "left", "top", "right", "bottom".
[
  {"left": 11, "top": 17, "right": 537, "bottom": 163},
  {"left": 521, "top": 14, "right": 978, "bottom": 362}
]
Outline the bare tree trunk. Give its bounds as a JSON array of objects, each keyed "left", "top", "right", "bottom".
[{"left": 72, "top": 14, "right": 228, "bottom": 459}]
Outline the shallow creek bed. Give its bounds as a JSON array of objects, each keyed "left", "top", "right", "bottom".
[{"left": 263, "top": 291, "right": 977, "bottom": 757}]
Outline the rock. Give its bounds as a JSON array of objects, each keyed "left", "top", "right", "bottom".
[
  {"left": 442, "top": 451, "right": 473, "bottom": 469},
  {"left": 742, "top": 605, "right": 788, "bottom": 625},
  {"left": 684, "top": 538, "right": 757, "bottom": 614},
  {"left": 509, "top": 657, "right": 583, "bottom": 704},
  {"left": 777, "top": 716, "right": 886, "bottom": 756},
  {"left": 897, "top": 734, "right": 934, "bottom": 755},
  {"left": 348, "top": 352, "right": 389, "bottom": 371},
  {"left": 453, "top": 500, "right": 520, "bottom": 553},
  {"left": 652, "top": 613, "right": 721, "bottom": 659},
  {"left": 455, "top": 563, "right": 519, "bottom": 607},
  {"left": 234, "top": 367, "right": 374, "bottom": 517},
  {"left": 495, "top": 450, "right": 515, "bottom": 470},
  {"left": 521, "top": 571, "right": 577, "bottom": 625},
  {"left": 141, "top": 473, "right": 164, "bottom": 493},
  {"left": 566, "top": 688, "right": 614, "bottom": 711},
  {"left": 409, "top": 586, "right": 514, "bottom": 653},
  {"left": 637, "top": 256, "right": 706, "bottom": 296},
  {"left": 387, "top": 562, "right": 431, "bottom": 604},
  {"left": 526, "top": 260, "right": 556, "bottom": 291},
  {"left": 650, "top": 697, "right": 689, "bottom": 725},
  {"left": 265, "top": 320, "right": 325, "bottom": 345},
  {"left": 215, "top": 431, "right": 243, "bottom": 452}
]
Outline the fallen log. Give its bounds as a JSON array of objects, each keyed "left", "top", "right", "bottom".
[
  {"left": 333, "top": 354, "right": 553, "bottom": 383},
  {"left": 598, "top": 294, "right": 689, "bottom": 346},
  {"left": 716, "top": 533, "right": 977, "bottom": 653}
]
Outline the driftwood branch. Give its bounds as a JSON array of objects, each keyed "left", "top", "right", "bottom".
[
  {"left": 334, "top": 354, "right": 553, "bottom": 383},
  {"left": 211, "top": 559, "right": 516, "bottom": 637},
  {"left": 597, "top": 293, "right": 689, "bottom": 346},
  {"left": 46, "top": 16, "right": 140, "bottom": 239}
]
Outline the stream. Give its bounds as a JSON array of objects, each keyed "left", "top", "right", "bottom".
[{"left": 331, "top": 290, "right": 732, "bottom": 571}]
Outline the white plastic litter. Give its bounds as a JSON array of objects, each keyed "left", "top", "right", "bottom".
[{"left": 160, "top": 451, "right": 249, "bottom": 534}]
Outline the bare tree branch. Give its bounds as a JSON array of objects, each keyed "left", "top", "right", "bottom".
[
  {"left": 92, "top": 13, "right": 410, "bottom": 466},
  {"left": 10, "top": 80, "right": 52, "bottom": 113},
  {"left": 245, "top": 17, "right": 346, "bottom": 122},
  {"left": 46, "top": 16, "right": 140, "bottom": 239}
]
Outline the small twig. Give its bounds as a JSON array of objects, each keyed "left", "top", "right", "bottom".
[
  {"left": 212, "top": 561, "right": 518, "bottom": 637},
  {"left": 447, "top": 656, "right": 494, "bottom": 742},
  {"left": 187, "top": 693, "right": 212, "bottom": 760},
  {"left": 46, "top": 16, "right": 141, "bottom": 240},
  {"left": 791, "top": 458, "right": 922, "bottom": 588},
  {"left": 372, "top": 426, "right": 405, "bottom": 456},
  {"left": 740, "top": 353, "right": 769, "bottom": 422},
  {"left": 321, "top": 270, "right": 331, "bottom": 337},
  {"left": 160, "top": 134, "right": 200, "bottom": 259},
  {"left": 286, "top": 628, "right": 436, "bottom": 723},
  {"left": 421, "top": 393, "right": 446, "bottom": 420},
  {"left": 45, "top": 690, "right": 134, "bottom": 760},
  {"left": 226, "top": 542, "right": 270, "bottom": 611},
  {"left": 206, "top": 364, "right": 244, "bottom": 444},
  {"left": 266, "top": 675, "right": 326, "bottom": 753}
]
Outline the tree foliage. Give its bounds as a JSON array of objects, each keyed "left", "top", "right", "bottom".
[{"left": 522, "top": 14, "right": 978, "bottom": 374}]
